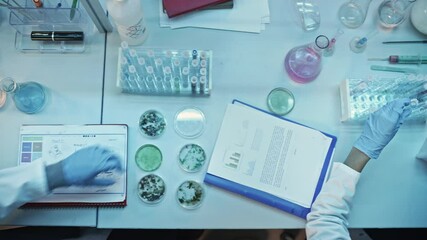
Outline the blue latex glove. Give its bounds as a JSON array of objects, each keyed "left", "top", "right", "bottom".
[
  {"left": 354, "top": 98, "right": 412, "bottom": 159},
  {"left": 61, "top": 145, "right": 123, "bottom": 186}
]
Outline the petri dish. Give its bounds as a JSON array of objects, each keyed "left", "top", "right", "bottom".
[
  {"left": 178, "top": 143, "right": 206, "bottom": 172},
  {"left": 0, "top": 90, "right": 6, "bottom": 108},
  {"left": 137, "top": 174, "right": 166, "bottom": 204},
  {"left": 176, "top": 180, "right": 205, "bottom": 209},
  {"left": 139, "top": 109, "right": 167, "bottom": 138},
  {"left": 135, "top": 144, "right": 162, "bottom": 172},
  {"left": 174, "top": 107, "right": 206, "bottom": 138},
  {"left": 267, "top": 87, "right": 295, "bottom": 115}
]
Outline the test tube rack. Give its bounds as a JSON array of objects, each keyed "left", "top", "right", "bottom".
[
  {"left": 116, "top": 46, "right": 212, "bottom": 96},
  {"left": 340, "top": 76, "right": 427, "bottom": 123}
]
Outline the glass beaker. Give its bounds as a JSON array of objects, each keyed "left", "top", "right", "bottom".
[
  {"left": 378, "top": 0, "right": 415, "bottom": 28},
  {"left": 284, "top": 35, "right": 329, "bottom": 83},
  {"left": 293, "top": 0, "right": 321, "bottom": 31},
  {"left": 0, "top": 77, "right": 47, "bottom": 114},
  {"left": 338, "top": 0, "right": 372, "bottom": 28}
]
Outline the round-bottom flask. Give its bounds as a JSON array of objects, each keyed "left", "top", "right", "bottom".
[
  {"left": 284, "top": 35, "right": 329, "bottom": 83},
  {"left": 0, "top": 77, "right": 47, "bottom": 114}
]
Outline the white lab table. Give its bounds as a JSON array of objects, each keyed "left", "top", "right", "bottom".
[
  {"left": 0, "top": 6, "right": 106, "bottom": 226},
  {"left": 98, "top": 0, "right": 427, "bottom": 229}
]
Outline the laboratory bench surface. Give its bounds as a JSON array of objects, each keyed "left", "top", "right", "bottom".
[{"left": 1, "top": 0, "right": 427, "bottom": 229}]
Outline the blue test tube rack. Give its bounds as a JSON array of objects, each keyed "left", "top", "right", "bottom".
[
  {"left": 116, "top": 43, "right": 213, "bottom": 96},
  {"left": 340, "top": 75, "right": 427, "bottom": 123}
]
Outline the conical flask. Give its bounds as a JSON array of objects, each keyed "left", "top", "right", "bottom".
[
  {"left": 0, "top": 77, "right": 47, "bottom": 114},
  {"left": 284, "top": 35, "right": 329, "bottom": 83}
]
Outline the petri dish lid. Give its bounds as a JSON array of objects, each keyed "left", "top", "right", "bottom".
[
  {"left": 139, "top": 109, "right": 167, "bottom": 138},
  {"left": 178, "top": 143, "right": 206, "bottom": 173},
  {"left": 267, "top": 87, "right": 295, "bottom": 115},
  {"left": 135, "top": 144, "right": 162, "bottom": 172},
  {"left": 176, "top": 180, "right": 205, "bottom": 209},
  {"left": 174, "top": 107, "right": 205, "bottom": 138},
  {"left": 0, "top": 90, "right": 6, "bottom": 108},
  {"left": 138, "top": 174, "right": 166, "bottom": 204}
]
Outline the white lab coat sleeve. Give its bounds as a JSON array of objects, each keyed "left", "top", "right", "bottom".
[
  {"left": 0, "top": 160, "right": 49, "bottom": 219},
  {"left": 305, "top": 162, "right": 361, "bottom": 240}
]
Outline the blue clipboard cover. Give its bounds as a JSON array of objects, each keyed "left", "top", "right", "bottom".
[{"left": 204, "top": 100, "right": 337, "bottom": 219}]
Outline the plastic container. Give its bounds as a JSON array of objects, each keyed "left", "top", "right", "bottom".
[
  {"left": 8, "top": 0, "right": 88, "bottom": 53},
  {"left": 106, "top": 0, "right": 148, "bottom": 45}
]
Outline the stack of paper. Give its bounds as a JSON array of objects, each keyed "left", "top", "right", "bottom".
[{"left": 159, "top": 0, "right": 270, "bottom": 34}]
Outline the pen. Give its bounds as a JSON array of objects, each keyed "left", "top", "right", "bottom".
[
  {"left": 70, "top": 0, "right": 78, "bottom": 20},
  {"left": 31, "top": 31, "right": 84, "bottom": 41},
  {"left": 382, "top": 40, "right": 427, "bottom": 44}
]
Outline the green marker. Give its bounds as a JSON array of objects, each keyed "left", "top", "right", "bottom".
[{"left": 70, "top": 0, "right": 78, "bottom": 20}]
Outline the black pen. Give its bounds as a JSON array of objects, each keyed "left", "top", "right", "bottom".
[
  {"left": 382, "top": 40, "right": 427, "bottom": 44},
  {"left": 30, "top": 31, "right": 84, "bottom": 41}
]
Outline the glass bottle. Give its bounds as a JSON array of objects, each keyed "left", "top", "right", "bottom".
[
  {"left": 378, "top": 0, "right": 415, "bottom": 28},
  {"left": 106, "top": 0, "right": 148, "bottom": 45},
  {"left": 284, "top": 35, "right": 329, "bottom": 83},
  {"left": 0, "top": 77, "right": 47, "bottom": 114}
]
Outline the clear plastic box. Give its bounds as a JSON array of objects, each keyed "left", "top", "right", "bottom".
[{"left": 8, "top": 0, "right": 88, "bottom": 53}]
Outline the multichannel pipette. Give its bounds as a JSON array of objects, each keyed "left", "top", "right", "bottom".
[{"left": 368, "top": 55, "right": 427, "bottom": 64}]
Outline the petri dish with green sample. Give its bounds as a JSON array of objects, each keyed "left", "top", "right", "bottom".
[
  {"left": 138, "top": 174, "right": 166, "bottom": 204},
  {"left": 135, "top": 144, "right": 162, "bottom": 172},
  {"left": 139, "top": 109, "right": 167, "bottom": 138},
  {"left": 178, "top": 143, "right": 206, "bottom": 172},
  {"left": 176, "top": 180, "right": 205, "bottom": 209},
  {"left": 267, "top": 87, "right": 295, "bottom": 115}
]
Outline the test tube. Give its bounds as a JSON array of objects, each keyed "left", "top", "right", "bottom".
[
  {"left": 154, "top": 58, "right": 164, "bottom": 76},
  {"left": 199, "top": 76, "right": 206, "bottom": 94},
  {"left": 155, "top": 76, "right": 164, "bottom": 92},
  {"left": 164, "top": 76, "right": 172, "bottom": 92},
  {"left": 200, "top": 59, "right": 207, "bottom": 68},
  {"left": 190, "top": 59, "right": 200, "bottom": 76},
  {"left": 181, "top": 67, "right": 189, "bottom": 88},
  {"left": 146, "top": 49, "right": 156, "bottom": 67},
  {"left": 190, "top": 76, "right": 198, "bottom": 93},
  {"left": 172, "top": 59, "right": 181, "bottom": 79},
  {"left": 128, "top": 65, "right": 143, "bottom": 92},
  {"left": 173, "top": 76, "right": 180, "bottom": 93},
  {"left": 145, "top": 75, "right": 156, "bottom": 92},
  {"left": 137, "top": 57, "right": 148, "bottom": 77},
  {"left": 199, "top": 68, "right": 207, "bottom": 76}
]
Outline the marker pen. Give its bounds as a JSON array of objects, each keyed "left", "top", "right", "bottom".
[{"left": 30, "top": 31, "right": 84, "bottom": 41}]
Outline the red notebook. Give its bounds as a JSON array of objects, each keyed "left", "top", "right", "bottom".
[
  {"left": 18, "top": 124, "right": 128, "bottom": 208},
  {"left": 163, "top": 0, "right": 231, "bottom": 18}
]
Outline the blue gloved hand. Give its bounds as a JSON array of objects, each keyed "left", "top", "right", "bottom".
[
  {"left": 354, "top": 98, "right": 412, "bottom": 159},
  {"left": 61, "top": 145, "right": 123, "bottom": 186}
]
